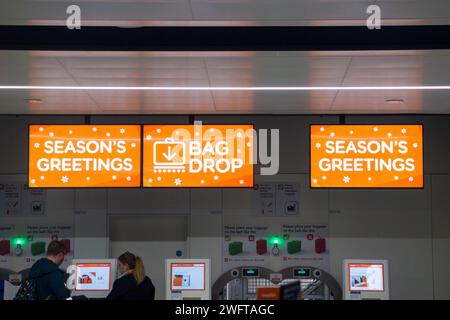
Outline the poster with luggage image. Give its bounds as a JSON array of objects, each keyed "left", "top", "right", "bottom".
[
  {"left": 22, "top": 224, "right": 74, "bottom": 269},
  {"left": 280, "top": 223, "right": 329, "bottom": 271},
  {"left": 223, "top": 224, "right": 272, "bottom": 269}
]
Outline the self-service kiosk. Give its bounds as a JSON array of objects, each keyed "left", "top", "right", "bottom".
[
  {"left": 165, "top": 259, "right": 211, "bottom": 300},
  {"left": 70, "top": 259, "right": 118, "bottom": 298},
  {"left": 343, "top": 259, "right": 390, "bottom": 300}
]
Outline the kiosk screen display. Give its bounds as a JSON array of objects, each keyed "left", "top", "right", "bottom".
[
  {"left": 75, "top": 263, "right": 112, "bottom": 291},
  {"left": 170, "top": 263, "right": 205, "bottom": 291},
  {"left": 349, "top": 263, "right": 384, "bottom": 292}
]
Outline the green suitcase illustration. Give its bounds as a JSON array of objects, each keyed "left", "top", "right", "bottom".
[
  {"left": 31, "top": 241, "right": 46, "bottom": 256},
  {"left": 228, "top": 242, "right": 243, "bottom": 255},
  {"left": 287, "top": 240, "right": 301, "bottom": 254}
]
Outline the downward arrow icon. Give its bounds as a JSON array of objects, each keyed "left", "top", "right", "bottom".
[{"left": 163, "top": 146, "right": 177, "bottom": 161}]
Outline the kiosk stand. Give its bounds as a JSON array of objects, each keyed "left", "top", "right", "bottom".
[
  {"left": 343, "top": 259, "right": 390, "bottom": 300},
  {"left": 165, "top": 259, "right": 210, "bottom": 300}
]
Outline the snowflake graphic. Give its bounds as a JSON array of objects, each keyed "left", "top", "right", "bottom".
[
  {"left": 61, "top": 176, "right": 69, "bottom": 184},
  {"left": 401, "top": 128, "right": 407, "bottom": 134},
  {"left": 106, "top": 132, "right": 111, "bottom": 137},
  {"left": 31, "top": 179, "right": 36, "bottom": 184},
  {"left": 174, "top": 178, "right": 182, "bottom": 186},
  {"left": 315, "top": 143, "right": 321, "bottom": 149},
  {"left": 343, "top": 176, "right": 351, "bottom": 184},
  {"left": 39, "top": 127, "right": 44, "bottom": 132},
  {"left": 146, "top": 135, "right": 152, "bottom": 140},
  {"left": 34, "top": 142, "right": 40, "bottom": 148},
  {"left": 330, "top": 132, "right": 335, "bottom": 137},
  {"left": 413, "top": 143, "right": 418, "bottom": 148},
  {"left": 409, "top": 177, "right": 414, "bottom": 182},
  {"left": 49, "top": 132, "right": 54, "bottom": 137},
  {"left": 92, "top": 127, "right": 97, "bottom": 132},
  {"left": 126, "top": 176, "right": 131, "bottom": 181},
  {"left": 373, "top": 127, "right": 379, "bottom": 132},
  {"left": 120, "top": 128, "right": 125, "bottom": 134},
  {"left": 131, "top": 142, "right": 136, "bottom": 148}
]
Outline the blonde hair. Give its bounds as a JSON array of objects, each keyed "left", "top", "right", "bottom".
[{"left": 118, "top": 251, "right": 146, "bottom": 285}]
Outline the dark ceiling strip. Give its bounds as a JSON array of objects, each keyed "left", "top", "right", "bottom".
[{"left": 0, "top": 25, "right": 450, "bottom": 51}]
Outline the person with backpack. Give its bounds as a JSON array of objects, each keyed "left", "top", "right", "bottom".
[
  {"left": 25, "top": 240, "right": 71, "bottom": 300},
  {"left": 106, "top": 251, "right": 155, "bottom": 300}
]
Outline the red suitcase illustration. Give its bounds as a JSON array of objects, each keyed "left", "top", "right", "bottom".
[
  {"left": 315, "top": 238, "right": 326, "bottom": 254},
  {"left": 256, "top": 239, "right": 267, "bottom": 255},
  {"left": 0, "top": 240, "right": 10, "bottom": 256},
  {"left": 60, "top": 239, "right": 71, "bottom": 254}
]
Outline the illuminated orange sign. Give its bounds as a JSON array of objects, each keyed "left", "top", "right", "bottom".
[
  {"left": 310, "top": 125, "right": 423, "bottom": 188},
  {"left": 29, "top": 125, "right": 141, "bottom": 187},
  {"left": 143, "top": 125, "right": 254, "bottom": 187}
]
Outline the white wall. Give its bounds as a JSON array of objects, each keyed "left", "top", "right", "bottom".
[{"left": 0, "top": 114, "right": 449, "bottom": 299}]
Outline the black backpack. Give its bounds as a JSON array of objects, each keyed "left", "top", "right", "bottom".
[
  {"left": 14, "top": 272, "right": 55, "bottom": 300},
  {"left": 14, "top": 278, "right": 38, "bottom": 300}
]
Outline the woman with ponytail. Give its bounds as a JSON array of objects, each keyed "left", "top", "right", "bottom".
[{"left": 107, "top": 251, "right": 155, "bottom": 300}]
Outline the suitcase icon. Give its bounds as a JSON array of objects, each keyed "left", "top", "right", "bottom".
[
  {"left": 315, "top": 238, "right": 326, "bottom": 254},
  {"left": 256, "top": 239, "right": 267, "bottom": 255},
  {"left": 153, "top": 138, "right": 186, "bottom": 166}
]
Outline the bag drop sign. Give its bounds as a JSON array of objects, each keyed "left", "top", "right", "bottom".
[
  {"left": 28, "top": 125, "right": 141, "bottom": 187},
  {"left": 310, "top": 125, "right": 423, "bottom": 188},
  {"left": 143, "top": 125, "right": 254, "bottom": 187}
]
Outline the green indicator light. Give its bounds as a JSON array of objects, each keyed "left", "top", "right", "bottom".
[
  {"left": 274, "top": 239, "right": 279, "bottom": 245},
  {"left": 12, "top": 237, "right": 27, "bottom": 247}
]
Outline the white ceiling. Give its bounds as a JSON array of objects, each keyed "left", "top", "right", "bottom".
[
  {"left": 0, "top": 1, "right": 449, "bottom": 114},
  {"left": 1, "top": 50, "right": 450, "bottom": 114},
  {"left": 0, "top": 0, "right": 449, "bottom": 26}
]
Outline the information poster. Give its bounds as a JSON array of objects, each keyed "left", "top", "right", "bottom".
[
  {"left": 280, "top": 224, "right": 329, "bottom": 270},
  {"left": 23, "top": 224, "right": 74, "bottom": 268},
  {"left": 223, "top": 224, "right": 271, "bottom": 269},
  {"left": 252, "top": 183, "right": 300, "bottom": 216},
  {"left": 252, "top": 184, "right": 275, "bottom": 216},
  {"left": 223, "top": 222, "right": 329, "bottom": 271},
  {"left": 0, "top": 179, "right": 46, "bottom": 217}
]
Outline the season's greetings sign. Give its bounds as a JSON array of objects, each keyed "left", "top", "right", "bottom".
[
  {"left": 143, "top": 125, "right": 254, "bottom": 187},
  {"left": 310, "top": 125, "right": 423, "bottom": 188},
  {"left": 29, "top": 125, "right": 141, "bottom": 187}
]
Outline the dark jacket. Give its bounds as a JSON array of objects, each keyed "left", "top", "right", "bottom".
[
  {"left": 106, "top": 274, "right": 155, "bottom": 300},
  {"left": 29, "top": 258, "right": 70, "bottom": 300}
]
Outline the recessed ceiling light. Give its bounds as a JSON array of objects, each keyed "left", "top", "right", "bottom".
[
  {"left": 1, "top": 85, "right": 449, "bottom": 91},
  {"left": 385, "top": 98, "right": 405, "bottom": 104},
  {"left": 25, "top": 98, "right": 43, "bottom": 104}
]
